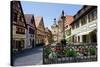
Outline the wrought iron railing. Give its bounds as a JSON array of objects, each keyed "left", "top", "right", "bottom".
[{"left": 43, "top": 43, "right": 97, "bottom": 64}]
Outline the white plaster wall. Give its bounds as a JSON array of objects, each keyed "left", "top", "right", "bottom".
[{"left": 71, "top": 20, "right": 97, "bottom": 36}]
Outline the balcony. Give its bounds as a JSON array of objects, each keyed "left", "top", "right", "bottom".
[{"left": 71, "top": 19, "right": 97, "bottom": 36}]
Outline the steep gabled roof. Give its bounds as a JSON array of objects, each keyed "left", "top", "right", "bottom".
[
  {"left": 45, "top": 27, "right": 49, "bottom": 32},
  {"left": 34, "top": 16, "right": 43, "bottom": 27},
  {"left": 45, "top": 27, "right": 52, "bottom": 34},
  {"left": 12, "top": 1, "right": 27, "bottom": 28},
  {"left": 24, "top": 14, "right": 33, "bottom": 24},
  {"left": 24, "top": 14, "right": 36, "bottom": 29}
]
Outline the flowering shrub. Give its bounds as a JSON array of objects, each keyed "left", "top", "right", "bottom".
[
  {"left": 44, "top": 47, "right": 52, "bottom": 58},
  {"left": 63, "top": 48, "right": 78, "bottom": 57}
]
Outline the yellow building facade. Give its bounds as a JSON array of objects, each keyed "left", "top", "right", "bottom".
[{"left": 34, "top": 16, "right": 45, "bottom": 46}]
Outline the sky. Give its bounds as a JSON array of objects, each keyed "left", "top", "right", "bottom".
[{"left": 21, "top": 1, "right": 83, "bottom": 30}]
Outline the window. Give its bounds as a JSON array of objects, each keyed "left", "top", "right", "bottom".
[
  {"left": 82, "top": 35, "right": 87, "bottom": 43},
  {"left": 13, "top": 12, "right": 17, "bottom": 22},
  {"left": 81, "top": 16, "right": 87, "bottom": 25},
  {"left": 88, "top": 13, "right": 92, "bottom": 22},
  {"left": 74, "top": 36, "right": 77, "bottom": 43},
  {"left": 22, "top": 29, "right": 25, "bottom": 33},
  {"left": 78, "top": 36, "right": 80, "bottom": 42},
  {"left": 29, "top": 28, "right": 34, "bottom": 34},
  {"left": 66, "top": 25, "right": 68, "bottom": 28},
  {"left": 88, "top": 10, "right": 97, "bottom": 22},
  {"left": 76, "top": 21, "right": 79, "bottom": 28},
  {"left": 21, "top": 40, "right": 24, "bottom": 48},
  {"left": 16, "top": 27, "right": 25, "bottom": 34},
  {"left": 93, "top": 10, "right": 97, "bottom": 20}
]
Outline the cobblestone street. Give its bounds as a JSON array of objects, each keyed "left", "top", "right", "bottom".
[{"left": 14, "top": 46, "right": 43, "bottom": 66}]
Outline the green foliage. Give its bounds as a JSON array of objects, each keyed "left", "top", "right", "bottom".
[
  {"left": 56, "top": 50, "right": 63, "bottom": 57},
  {"left": 66, "top": 28, "right": 71, "bottom": 36},
  {"left": 67, "top": 37, "right": 72, "bottom": 43},
  {"left": 49, "top": 51, "right": 57, "bottom": 59},
  {"left": 44, "top": 47, "right": 58, "bottom": 59},
  {"left": 63, "top": 48, "right": 78, "bottom": 57},
  {"left": 89, "top": 47, "right": 96, "bottom": 55},
  {"left": 44, "top": 47, "right": 52, "bottom": 58}
]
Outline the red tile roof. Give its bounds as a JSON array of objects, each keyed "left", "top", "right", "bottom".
[{"left": 65, "top": 15, "right": 73, "bottom": 25}]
